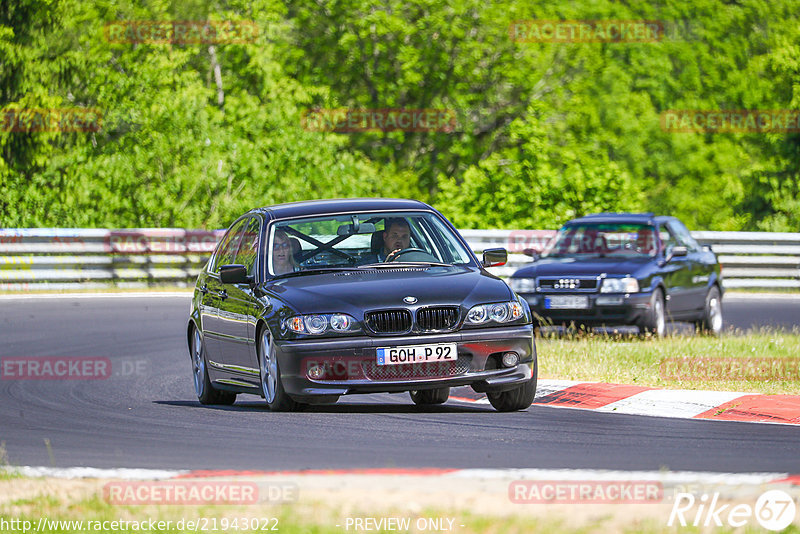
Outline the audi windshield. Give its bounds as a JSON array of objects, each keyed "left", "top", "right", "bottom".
[{"left": 541, "top": 223, "right": 658, "bottom": 258}]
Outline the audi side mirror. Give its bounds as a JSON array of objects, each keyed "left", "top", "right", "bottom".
[{"left": 664, "top": 245, "right": 688, "bottom": 263}]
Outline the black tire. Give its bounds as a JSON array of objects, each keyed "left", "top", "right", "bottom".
[
  {"left": 258, "top": 327, "right": 304, "bottom": 412},
  {"left": 638, "top": 288, "right": 666, "bottom": 337},
  {"left": 190, "top": 326, "right": 236, "bottom": 405},
  {"left": 487, "top": 356, "right": 538, "bottom": 412},
  {"left": 409, "top": 387, "right": 450, "bottom": 405},
  {"left": 694, "top": 285, "right": 723, "bottom": 335}
]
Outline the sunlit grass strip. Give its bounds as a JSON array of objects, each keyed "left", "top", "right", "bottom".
[{"left": 537, "top": 328, "right": 800, "bottom": 394}]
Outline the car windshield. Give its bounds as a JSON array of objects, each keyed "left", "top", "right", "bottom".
[
  {"left": 541, "top": 223, "right": 657, "bottom": 258},
  {"left": 267, "top": 211, "right": 475, "bottom": 275}
]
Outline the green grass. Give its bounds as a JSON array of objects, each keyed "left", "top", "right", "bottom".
[
  {"left": 537, "top": 329, "right": 800, "bottom": 394},
  {"left": 3, "top": 486, "right": 799, "bottom": 534},
  {"left": 0, "top": 490, "right": 580, "bottom": 534}
]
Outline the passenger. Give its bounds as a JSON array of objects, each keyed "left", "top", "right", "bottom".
[{"left": 272, "top": 229, "right": 299, "bottom": 274}]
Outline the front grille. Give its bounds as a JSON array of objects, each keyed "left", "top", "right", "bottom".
[
  {"left": 362, "top": 357, "right": 469, "bottom": 381},
  {"left": 416, "top": 306, "right": 459, "bottom": 331},
  {"left": 365, "top": 309, "right": 412, "bottom": 334},
  {"left": 537, "top": 277, "right": 598, "bottom": 291}
]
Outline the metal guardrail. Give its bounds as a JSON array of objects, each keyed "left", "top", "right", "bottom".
[{"left": 1, "top": 228, "right": 798, "bottom": 290}]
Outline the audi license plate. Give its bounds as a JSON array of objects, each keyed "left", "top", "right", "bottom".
[
  {"left": 376, "top": 343, "right": 457, "bottom": 366},
  {"left": 545, "top": 296, "right": 589, "bottom": 309}
]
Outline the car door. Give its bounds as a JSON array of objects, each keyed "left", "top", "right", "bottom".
[
  {"left": 657, "top": 223, "right": 693, "bottom": 314},
  {"left": 667, "top": 220, "right": 708, "bottom": 314},
  {"left": 216, "top": 216, "right": 262, "bottom": 387},
  {"left": 202, "top": 218, "right": 248, "bottom": 376}
]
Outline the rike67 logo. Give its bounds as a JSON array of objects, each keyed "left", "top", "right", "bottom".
[{"left": 669, "top": 490, "right": 797, "bottom": 531}]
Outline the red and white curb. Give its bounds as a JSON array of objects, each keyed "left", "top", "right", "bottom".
[
  {"left": 451, "top": 380, "right": 800, "bottom": 425},
  {"left": 5, "top": 466, "right": 800, "bottom": 488}
]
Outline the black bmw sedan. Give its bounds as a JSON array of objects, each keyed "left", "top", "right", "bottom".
[
  {"left": 509, "top": 213, "right": 723, "bottom": 336},
  {"left": 187, "top": 198, "right": 536, "bottom": 411}
]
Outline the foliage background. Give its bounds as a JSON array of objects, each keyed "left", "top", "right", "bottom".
[{"left": 1, "top": 0, "right": 798, "bottom": 231}]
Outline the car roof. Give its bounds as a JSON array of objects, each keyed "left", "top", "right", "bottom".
[
  {"left": 248, "top": 198, "right": 432, "bottom": 220},
  {"left": 565, "top": 212, "right": 676, "bottom": 226}
]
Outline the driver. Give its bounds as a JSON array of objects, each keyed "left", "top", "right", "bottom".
[
  {"left": 378, "top": 217, "right": 411, "bottom": 261},
  {"left": 380, "top": 218, "right": 411, "bottom": 261}
]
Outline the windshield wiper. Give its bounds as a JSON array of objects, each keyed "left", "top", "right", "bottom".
[
  {"left": 359, "top": 262, "right": 451, "bottom": 268},
  {"left": 273, "top": 266, "right": 360, "bottom": 278}
]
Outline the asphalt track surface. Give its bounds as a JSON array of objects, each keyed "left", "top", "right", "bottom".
[{"left": 0, "top": 294, "right": 798, "bottom": 473}]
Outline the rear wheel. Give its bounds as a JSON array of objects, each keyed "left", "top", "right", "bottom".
[
  {"left": 695, "top": 286, "right": 723, "bottom": 335},
  {"left": 487, "top": 357, "right": 537, "bottom": 412},
  {"left": 409, "top": 387, "right": 450, "bottom": 405},
  {"left": 190, "top": 327, "right": 236, "bottom": 405},
  {"left": 638, "top": 288, "right": 666, "bottom": 337},
  {"left": 258, "top": 328, "right": 304, "bottom": 412}
]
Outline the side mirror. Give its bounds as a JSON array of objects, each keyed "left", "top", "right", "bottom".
[
  {"left": 665, "top": 245, "right": 688, "bottom": 263},
  {"left": 482, "top": 248, "right": 507, "bottom": 267},
  {"left": 219, "top": 264, "right": 250, "bottom": 284}
]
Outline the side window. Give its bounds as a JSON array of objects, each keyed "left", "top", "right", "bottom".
[
  {"left": 235, "top": 217, "right": 261, "bottom": 276},
  {"left": 658, "top": 225, "right": 679, "bottom": 256},
  {"left": 211, "top": 219, "right": 247, "bottom": 273},
  {"left": 667, "top": 220, "right": 700, "bottom": 252}
]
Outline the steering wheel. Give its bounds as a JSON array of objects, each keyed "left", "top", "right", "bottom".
[{"left": 385, "top": 247, "right": 431, "bottom": 262}]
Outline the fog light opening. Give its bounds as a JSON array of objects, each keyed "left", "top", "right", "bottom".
[
  {"left": 501, "top": 352, "right": 519, "bottom": 368},
  {"left": 308, "top": 365, "right": 325, "bottom": 380}
]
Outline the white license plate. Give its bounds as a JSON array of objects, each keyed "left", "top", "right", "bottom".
[
  {"left": 376, "top": 343, "right": 457, "bottom": 366},
  {"left": 545, "top": 295, "right": 590, "bottom": 309}
]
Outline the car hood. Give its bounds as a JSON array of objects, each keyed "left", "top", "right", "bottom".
[
  {"left": 513, "top": 256, "right": 653, "bottom": 278},
  {"left": 264, "top": 266, "right": 512, "bottom": 314}
]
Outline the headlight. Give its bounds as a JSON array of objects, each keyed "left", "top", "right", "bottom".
[
  {"left": 509, "top": 277, "right": 535, "bottom": 293},
  {"left": 304, "top": 315, "right": 328, "bottom": 334},
  {"left": 466, "top": 301, "right": 525, "bottom": 325},
  {"left": 329, "top": 313, "right": 354, "bottom": 331},
  {"left": 600, "top": 277, "right": 639, "bottom": 293},
  {"left": 284, "top": 313, "right": 359, "bottom": 335}
]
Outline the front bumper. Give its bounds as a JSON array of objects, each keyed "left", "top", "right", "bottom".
[
  {"left": 521, "top": 290, "right": 654, "bottom": 327},
  {"left": 275, "top": 324, "right": 535, "bottom": 401}
]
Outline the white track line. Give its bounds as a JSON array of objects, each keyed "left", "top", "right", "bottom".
[
  {"left": 7, "top": 466, "right": 187, "bottom": 479},
  {"left": 0, "top": 292, "right": 193, "bottom": 300},
  {"left": 4, "top": 466, "right": 792, "bottom": 488}
]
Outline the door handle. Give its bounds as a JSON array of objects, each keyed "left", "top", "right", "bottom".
[
  {"left": 219, "top": 290, "right": 228, "bottom": 300},
  {"left": 199, "top": 285, "right": 209, "bottom": 295}
]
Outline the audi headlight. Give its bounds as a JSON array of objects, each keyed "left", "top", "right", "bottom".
[
  {"left": 466, "top": 301, "right": 525, "bottom": 325},
  {"left": 509, "top": 277, "right": 535, "bottom": 294},
  {"left": 284, "top": 313, "right": 359, "bottom": 335},
  {"left": 600, "top": 277, "right": 639, "bottom": 293}
]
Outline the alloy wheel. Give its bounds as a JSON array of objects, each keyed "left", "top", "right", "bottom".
[
  {"left": 192, "top": 329, "right": 205, "bottom": 398},
  {"left": 260, "top": 331, "right": 278, "bottom": 403},
  {"left": 654, "top": 296, "right": 666, "bottom": 337}
]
